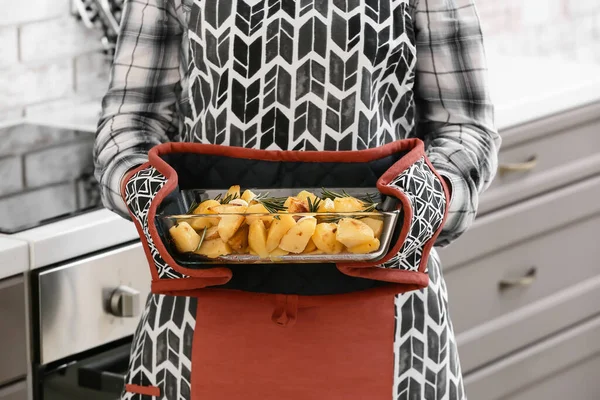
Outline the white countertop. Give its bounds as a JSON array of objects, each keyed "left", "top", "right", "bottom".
[
  {"left": 1, "top": 53, "right": 600, "bottom": 278},
  {"left": 0, "top": 237, "right": 29, "bottom": 280},
  {"left": 487, "top": 55, "right": 600, "bottom": 130}
]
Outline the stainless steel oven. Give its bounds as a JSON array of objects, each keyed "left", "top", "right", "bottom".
[{"left": 30, "top": 242, "right": 150, "bottom": 400}]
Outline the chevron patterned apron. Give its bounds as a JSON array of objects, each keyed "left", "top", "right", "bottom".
[{"left": 120, "top": 0, "right": 466, "bottom": 399}]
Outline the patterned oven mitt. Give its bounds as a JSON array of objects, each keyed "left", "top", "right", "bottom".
[{"left": 121, "top": 139, "right": 449, "bottom": 296}]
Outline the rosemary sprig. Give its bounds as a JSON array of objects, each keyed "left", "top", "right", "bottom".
[
  {"left": 186, "top": 201, "right": 199, "bottom": 214},
  {"left": 254, "top": 193, "right": 287, "bottom": 213},
  {"left": 321, "top": 188, "right": 352, "bottom": 200},
  {"left": 193, "top": 227, "right": 208, "bottom": 253},
  {"left": 213, "top": 193, "right": 222, "bottom": 202},
  {"left": 307, "top": 197, "right": 322, "bottom": 212},
  {"left": 220, "top": 192, "right": 239, "bottom": 204}
]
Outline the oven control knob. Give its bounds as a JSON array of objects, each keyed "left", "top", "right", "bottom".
[{"left": 109, "top": 286, "right": 140, "bottom": 318}]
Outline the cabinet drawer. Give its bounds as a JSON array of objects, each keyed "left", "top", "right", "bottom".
[
  {"left": 0, "top": 276, "right": 27, "bottom": 385},
  {"left": 457, "top": 272, "right": 600, "bottom": 373},
  {"left": 464, "top": 315, "right": 600, "bottom": 400},
  {"left": 0, "top": 381, "right": 27, "bottom": 400},
  {"left": 439, "top": 174, "right": 600, "bottom": 270},
  {"left": 482, "top": 116, "right": 600, "bottom": 213},
  {"left": 446, "top": 213, "right": 600, "bottom": 337},
  {"left": 507, "top": 353, "right": 600, "bottom": 400}
]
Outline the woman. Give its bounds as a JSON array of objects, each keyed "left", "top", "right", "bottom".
[{"left": 95, "top": 0, "right": 500, "bottom": 398}]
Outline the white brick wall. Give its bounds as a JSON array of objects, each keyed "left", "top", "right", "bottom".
[
  {"left": 1, "top": 0, "right": 600, "bottom": 123},
  {"left": 0, "top": 1, "right": 110, "bottom": 120},
  {"left": 478, "top": 0, "right": 600, "bottom": 63}
]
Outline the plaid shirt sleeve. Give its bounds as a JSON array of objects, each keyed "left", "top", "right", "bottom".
[
  {"left": 93, "top": 0, "right": 183, "bottom": 218},
  {"left": 413, "top": 0, "right": 501, "bottom": 247}
]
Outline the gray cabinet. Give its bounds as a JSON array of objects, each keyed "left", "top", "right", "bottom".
[
  {"left": 440, "top": 100, "right": 600, "bottom": 397},
  {"left": 0, "top": 276, "right": 27, "bottom": 386},
  {"left": 0, "top": 381, "right": 27, "bottom": 400}
]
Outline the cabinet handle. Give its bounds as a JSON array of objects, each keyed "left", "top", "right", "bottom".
[
  {"left": 498, "top": 155, "right": 538, "bottom": 174},
  {"left": 498, "top": 267, "right": 537, "bottom": 291}
]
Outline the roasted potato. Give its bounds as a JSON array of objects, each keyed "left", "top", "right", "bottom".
[
  {"left": 190, "top": 199, "right": 221, "bottom": 230},
  {"left": 362, "top": 217, "right": 384, "bottom": 239},
  {"left": 218, "top": 214, "right": 245, "bottom": 242},
  {"left": 241, "top": 189, "right": 257, "bottom": 203},
  {"left": 333, "top": 197, "right": 365, "bottom": 213},
  {"left": 348, "top": 238, "right": 380, "bottom": 254},
  {"left": 302, "top": 238, "right": 317, "bottom": 254},
  {"left": 317, "top": 198, "right": 335, "bottom": 213},
  {"left": 286, "top": 197, "right": 309, "bottom": 213},
  {"left": 312, "top": 222, "right": 344, "bottom": 254},
  {"left": 279, "top": 216, "right": 317, "bottom": 253},
  {"left": 266, "top": 214, "right": 296, "bottom": 252},
  {"left": 169, "top": 222, "right": 202, "bottom": 253},
  {"left": 227, "top": 224, "right": 249, "bottom": 253},
  {"left": 297, "top": 190, "right": 318, "bottom": 206},
  {"left": 195, "top": 238, "right": 232, "bottom": 258},
  {"left": 226, "top": 185, "right": 241, "bottom": 199},
  {"left": 204, "top": 225, "right": 220, "bottom": 240},
  {"left": 248, "top": 219, "right": 269, "bottom": 258},
  {"left": 335, "top": 218, "right": 375, "bottom": 248},
  {"left": 210, "top": 203, "right": 247, "bottom": 214},
  {"left": 269, "top": 248, "right": 289, "bottom": 257},
  {"left": 245, "top": 203, "right": 272, "bottom": 225}
]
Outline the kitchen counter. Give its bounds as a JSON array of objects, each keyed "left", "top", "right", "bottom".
[
  {"left": 0, "top": 237, "right": 29, "bottom": 280},
  {"left": 12, "top": 209, "right": 138, "bottom": 270}
]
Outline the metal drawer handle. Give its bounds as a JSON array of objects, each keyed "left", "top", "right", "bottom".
[
  {"left": 498, "top": 267, "right": 537, "bottom": 291},
  {"left": 498, "top": 155, "right": 538, "bottom": 174}
]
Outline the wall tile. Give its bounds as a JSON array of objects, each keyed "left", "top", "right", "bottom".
[
  {"left": 0, "top": 0, "right": 70, "bottom": 26},
  {"left": 20, "top": 18, "right": 104, "bottom": 63},
  {"left": 75, "top": 51, "right": 110, "bottom": 97},
  {"left": 24, "top": 140, "right": 94, "bottom": 188},
  {"left": 0, "top": 156, "right": 23, "bottom": 196},
  {"left": 0, "top": 124, "right": 78, "bottom": 157},
  {"left": 0, "top": 27, "right": 18, "bottom": 67},
  {"left": 0, "top": 60, "right": 73, "bottom": 111}
]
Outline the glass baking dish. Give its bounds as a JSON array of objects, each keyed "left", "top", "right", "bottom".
[{"left": 155, "top": 188, "right": 402, "bottom": 265}]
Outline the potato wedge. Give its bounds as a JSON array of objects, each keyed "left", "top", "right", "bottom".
[
  {"left": 241, "top": 189, "right": 257, "bottom": 203},
  {"left": 317, "top": 198, "right": 335, "bottom": 213},
  {"left": 297, "top": 190, "right": 318, "bottom": 205},
  {"left": 311, "top": 222, "right": 344, "bottom": 254},
  {"left": 211, "top": 204, "right": 247, "bottom": 214},
  {"left": 333, "top": 197, "right": 365, "bottom": 213},
  {"left": 279, "top": 216, "right": 317, "bottom": 253},
  {"left": 228, "top": 224, "right": 249, "bottom": 253},
  {"left": 348, "top": 238, "right": 381, "bottom": 254},
  {"left": 286, "top": 197, "right": 309, "bottom": 213},
  {"left": 191, "top": 199, "right": 221, "bottom": 230},
  {"left": 248, "top": 220, "right": 269, "bottom": 258},
  {"left": 361, "top": 217, "right": 384, "bottom": 239},
  {"left": 335, "top": 218, "right": 375, "bottom": 248},
  {"left": 192, "top": 199, "right": 221, "bottom": 214},
  {"left": 266, "top": 214, "right": 296, "bottom": 252},
  {"left": 226, "top": 185, "right": 241, "bottom": 199},
  {"left": 302, "top": 238, "right": 317, "bottom": 254},
  {"left": 169, "top": 222, "right": 201, "bottom": 253},
  {"left": 204, "top": 225, "right": 220, "bottom": 240},
  {"left": 195, "top": 239, "right": 232, "bottom": 258},
  {"left": 269, "top": 248, "right": 289, "bottom": 257},
  {"left": 218, "top": 214, "right": 245, "bottom": 242},
  {"left": 245, "top": 203, "right": 272, "bottom": 225}
]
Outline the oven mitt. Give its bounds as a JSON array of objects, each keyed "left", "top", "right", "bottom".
[{"left": 121, "top": 139, "right": 448, "bottom": 296}]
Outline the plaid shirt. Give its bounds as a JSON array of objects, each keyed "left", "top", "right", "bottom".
[{"left": 94, "top": 0, "right": 500, "bottom": 247}]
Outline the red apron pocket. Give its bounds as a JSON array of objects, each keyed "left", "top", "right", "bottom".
[
  {"left": 191, "top": 290, "right": 396, "bottom": 400},
  {"left": 125, "top": 384, "right": 161, "bottom": 397}
]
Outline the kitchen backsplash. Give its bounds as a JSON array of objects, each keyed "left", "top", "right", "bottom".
[{"left": 0, "top": 0, "right": 599, "bottom": 122}]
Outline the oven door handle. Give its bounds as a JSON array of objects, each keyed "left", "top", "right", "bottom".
[{"left": 77, "top": 346, "right": 130, "bottom": 394}]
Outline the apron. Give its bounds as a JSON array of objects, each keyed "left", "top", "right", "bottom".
[{"left": 119, "top": 0, "right": 466, "bottom": 398}]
